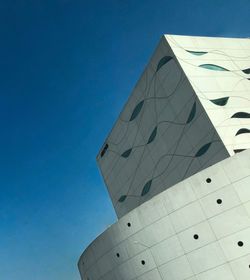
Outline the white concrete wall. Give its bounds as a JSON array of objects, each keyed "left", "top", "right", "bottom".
[
  {"left": 97, "top": 36, "right": 229, "bottom": 218},
  {"left": 167, "top": 35, "right": 250, "bottom": 156},
  {"left": 79, "top": 149, "right": 250, "bottom": 280}
]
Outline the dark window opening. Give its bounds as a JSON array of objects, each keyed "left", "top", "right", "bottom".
[
  {"left": 100, "top": 143, "right": 109, "bottom": 157},
  {"left": 210, "top": 97, "right": 229, "bottom": 106},
  {"left": 238, "top": 241, "right": 244, "bottom": 247},
  {"left": 232, "top": 112, "right": 250, "bottom": 119},
  {"left": 217, "top": 199, "right": 222, "bottom": 204},
  {"left": 234, "top": 149, "right": 246, "bottom": 154}
]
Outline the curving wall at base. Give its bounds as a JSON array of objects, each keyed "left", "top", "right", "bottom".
[{"left": 79, "top": 149, "right": 250, "bottom": 280}]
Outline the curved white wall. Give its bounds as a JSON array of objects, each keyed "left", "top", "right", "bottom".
[{"left": 79, "top": 149, "right": 250, "bottom": 280}]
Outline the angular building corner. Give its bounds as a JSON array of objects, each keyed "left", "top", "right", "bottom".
[{"left": 79, "top": 35, "right": 250, "bottom": 280}]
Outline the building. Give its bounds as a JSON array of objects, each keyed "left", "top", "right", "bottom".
[{"left": 78, "top": 35, "right": 250, "bottom": 280}]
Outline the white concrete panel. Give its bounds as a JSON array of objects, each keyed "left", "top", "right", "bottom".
[
  {"left": 142, "top": 215, "right": 175, "bottom": 246},
  {"left": 199, "top": 184, "right": 241, "bottom": 218},
  {"left": 169, "top": 201, "right": 206, "bottom": 233},
  {"left": 187, "top": 242, "right": 226, "bottom": 274},
  {"left": 159, "top": 255, "right": 193, "bottom": 280},
  {"left": 191, "top": 162, "right": 231, "bottom": 198},
  {"left": 230, "top": 254, "right": 250, "bottom": 280},
  {"left": 219, "top": 227, "right": 250, "bottom": 261},
  {"left": 209, "top": 205, "right": 250, "bottom": 239},
  {"left": 233, "top": 175, "right": 250, "bottom": 203},
  {"left": 136, "top": 268, "right": 163, "bottom": 280},
  {"left": 151, "top": 235, "right": 184, "bottom": 266},
  {"left": 178, "top": 221, "right": 216, "bottom": 253},
  {"left": 167, "top": 179, "right": 196, "bottom": 211},
  {"left": 137, "top": 194, "right": 169, "bottom": 227},
  {"left": 130, "top": 249, "right": 156, "bottom": 278},
  {"left": 196, "top": 264, "right": 235, "bottom": 280}
]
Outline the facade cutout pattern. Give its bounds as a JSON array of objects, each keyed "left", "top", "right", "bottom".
[
  {"left": 79, "top": 35, "right": 250, "bottom": 280},
  {"left": 167, "top": 35, "right": 250, "bottom": 156},
  {"left": 97, "top": 36, "right": 231, "bottom": 218},
  {"left": 79, "top": 150, "right": 250, "bottom": 280}
]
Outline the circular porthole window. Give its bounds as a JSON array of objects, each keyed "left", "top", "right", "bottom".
[
  {"left": 116, "top": 253, "right": 120, "bottom": 258},
  {"left": 206, "top": 178, "right": 211, "bottom": 183},
  {"left": 127, "top": 222, "right": 131, "bottom": 227},
  {"left": 193, "top": 234, "right": 199, "bottom": 240},
  {"left": 238, "top": 241, "right": 244, "bottom": 247},
  {"left": 217, "top": 199, "right": 222, "bottom": 204},
  {"left": 141, "top": 260, "right": 145, "bottom": 265}
]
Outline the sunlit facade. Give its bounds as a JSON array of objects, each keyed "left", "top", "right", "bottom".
[{"left": 78, "top": 35, "right": 250, "bottom": 280}]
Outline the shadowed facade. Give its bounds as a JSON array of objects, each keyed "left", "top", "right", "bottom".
[{"left": 79, "top": 35, "right": 250, "bottom": 280}]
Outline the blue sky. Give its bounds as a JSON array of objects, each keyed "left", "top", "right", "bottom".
[{"left": 0, "top": 0, "right": 249, "bottom": 279}]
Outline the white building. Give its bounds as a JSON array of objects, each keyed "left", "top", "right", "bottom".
[{"left": 78, "top": 35, "right": 250, "bottom": 280}]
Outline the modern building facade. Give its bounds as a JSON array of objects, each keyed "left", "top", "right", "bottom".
[{"left": 78, "top": 35, "right": 250, "bottom": 280}]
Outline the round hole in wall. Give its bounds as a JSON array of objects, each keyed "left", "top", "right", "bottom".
[
  {"left": 193, "top": 234, "right": 199, "bottom": 240},
  {"left": 238, "top": 241, "right": 244, "bottom": 247},
  {"left": 116, "top": 253, "right": 120, "bottom": 258},
  {"left": 217, "top": 199, "right": 222, "bottom": 204},
  {"left": 141, "top": 260, "right": 145, "bottom": 265},
  {"left": 127, "top": 222, "right": 131, "bottom": 227},
  {"left": 206, "top": 178, "right": 211, "bottom": 183}
]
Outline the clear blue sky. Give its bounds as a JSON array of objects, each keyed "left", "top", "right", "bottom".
[{"left": 0, "top": 1, "right": 249, "bottom": 279}]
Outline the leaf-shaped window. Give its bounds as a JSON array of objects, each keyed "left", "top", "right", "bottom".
[
  {"left": 130, "top": 100, "right": 144, "bottom": 121},
  {"left": 195, "top": 142, "right": 212, "bottom": 157},
  {"left": 156, "top": 56, "right": 173, "bottom": 72},
  {"left": 186, "top": 50, "right": 208, "bottom": 56},
  {"left": 199, "top": 64, "right": 229, "bottom": 71},
  {"left": 121, "top": 148, "right": 132, "bottom": 158},
  {"left": 147, "top": 126, "right": 157, "bottom": 144},
  {"left": 186, "top": 102, "right": 196, "bottom": 124},
  {"left": 100, "top": 143, "right": 109, "bottom": 157},
  {"left": 210, "top": 97, "right": 229, "bottom": 106},
  {"left": 235, "top": 128, "right": 250, "bottom": 136},
  {"left": 234, "top": 149, "right": 246, "bottom": 154},
  {"left": 231, "top": 112, "right": 250, "bottom": 119},
  {"left": 242, "top": 68, "right": 250, "bottom": 74},
  {"left": 141, "top": 180, "right": 152, "bottom": 196},
  {"left": 118, "top": 195, "right": 127, "bottom": 202}
]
